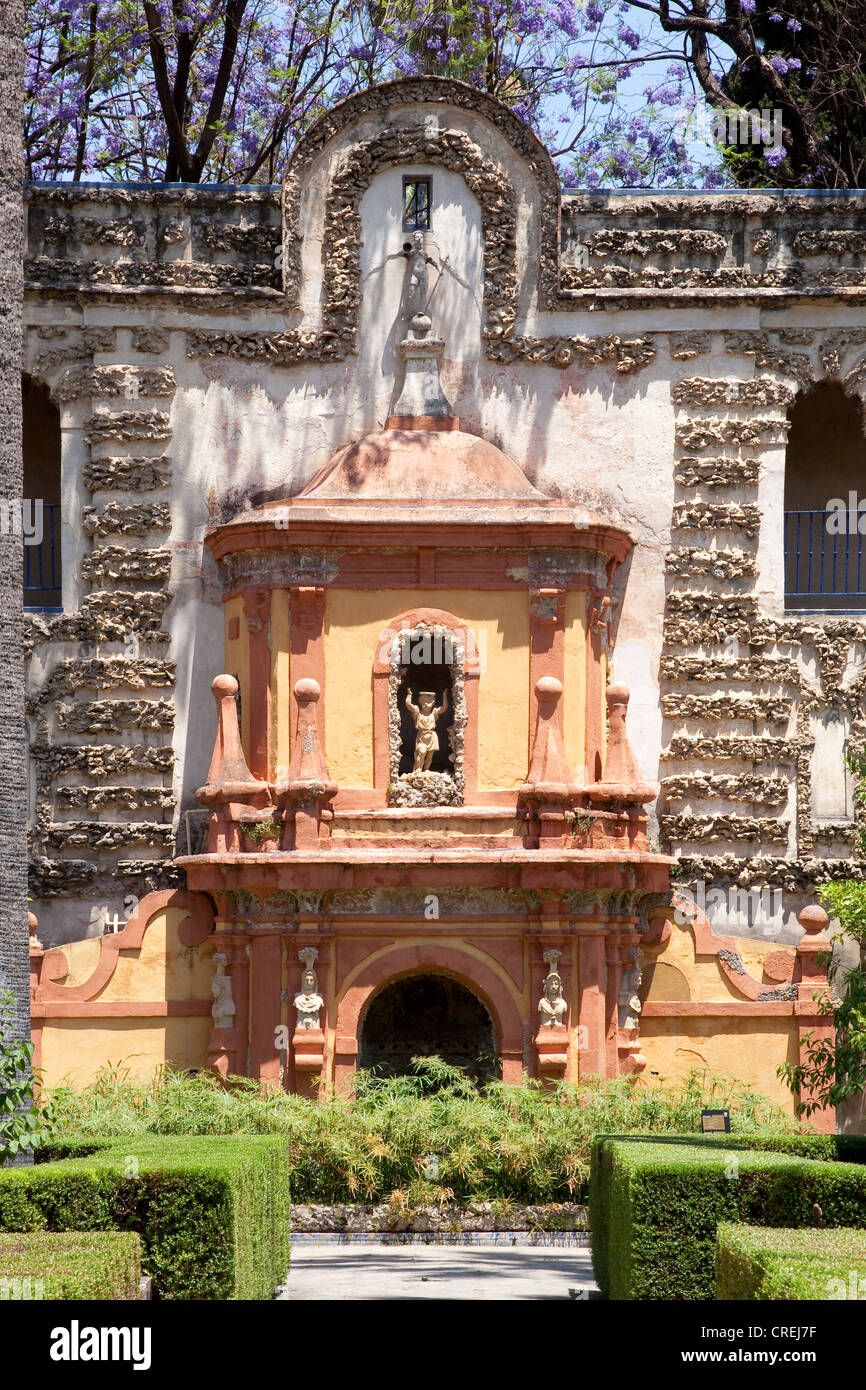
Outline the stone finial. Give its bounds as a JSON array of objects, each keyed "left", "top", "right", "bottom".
[
  {"left": 799, "top": 904, "right": 830, "bottom": 938},
  {"left": 197, "top": 674, "right": 269, "bottom": 803},
  {"left": 276, "top": 678, "right": 338, "bottom": 848},
  {"left": 282, "top": 679, "right": 337, "bottom": 802},
  {"left": 196, "top": 675, "right": 272, "bottom": 851},
  {"left": 28, "top": 911, "right": 42, "bottom": 953},
  {"left": 586, "top": 684, "right": 655, "bottom": 806},
  {"left": 797, "top": 903, "right": 832, "bottom": 1000},
  {"left": 520, "top": 677, "right": 580, "bottom": 802}
]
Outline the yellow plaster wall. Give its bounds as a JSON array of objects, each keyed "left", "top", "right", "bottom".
[
  {"left": 94, "top": 909, "right": 214, "bottom": 1004},
  {"left": 54, "top": 937, "right": 101, "bottom": 987},
  {"left": 39, "top": 1018, "right": 212, "bottom": 1089},
  {"left": 323, "top": 588, "right": 531, "bottom": 790},
  {"left": 270, "top": 587, "right": 291, "bottom": 779},
  {"left": 642, "top": 918, "right": 798, "bottom": 1004},
  {"left": 223, "top": 594, "right": 250, "bottom": 754},
  {"left": 564, "top": 591, "right": 587, "bottom": 783},
  {"left": 639, "top": 1017, "right": 799, "bottom": 1113}
]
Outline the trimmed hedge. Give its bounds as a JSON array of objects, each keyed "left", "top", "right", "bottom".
[
  {"left": 0, "top": 1231, "right": 141, "bottom": 1300},
  {"left": 590, "top": 1138, "right": 866, "bottom": 1301},
  {"left": 717, "top": 1224, "right": 866, "bottom": 1300},
  {"left": 0, "top": 1136, "right": 290, "bottom": 1300}
]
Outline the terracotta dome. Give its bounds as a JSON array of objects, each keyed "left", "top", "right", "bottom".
[{"left": 298, "top": 426, "right": 546, "bottom": 502}]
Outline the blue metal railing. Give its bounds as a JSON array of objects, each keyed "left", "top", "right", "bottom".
[
  {"left": 785, "top": 509, "right": 866, "bottom": 603},
  {"left": 23, "top": 502, "right": 61, "bottom": 607}
]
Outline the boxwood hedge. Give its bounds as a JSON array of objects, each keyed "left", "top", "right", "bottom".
[
  {"left": 590, "top": 1137, "right": 866, "bottom": 1301},
  {"left": 717, "top": 1224, "right": 866, "bottom": 1300},
  {"left": 0, "top": 1230, "right": 141, "bottom": 1301},
  {"left": 0, "top": 1135, "right": 290, "bottom": 1301}
]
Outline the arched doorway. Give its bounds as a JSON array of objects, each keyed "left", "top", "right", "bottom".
[{"left": 358, "top": 973, "right": 499, "bottom": 1083}]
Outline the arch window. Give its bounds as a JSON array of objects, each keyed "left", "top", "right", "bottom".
[
  {"left": 22, "top": 374, "right": 61, "bottom": 610},
  {"left": 784, "top": 383, "right": 866, "bottom": 610}
]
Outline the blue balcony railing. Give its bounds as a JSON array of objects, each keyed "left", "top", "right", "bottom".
[
  {"left": 23, "top": 501, "right": 61, "bottom": 609},
  {"left": 785, "top": 509, "right": 866, "bottom": 607}
]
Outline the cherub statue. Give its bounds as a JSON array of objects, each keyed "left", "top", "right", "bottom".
[
  {"left": 404, "top": 230, "right": 436, "bottom": 319},
  {"left": 404, "top": 687, "right": 449, "bottom": 773}
]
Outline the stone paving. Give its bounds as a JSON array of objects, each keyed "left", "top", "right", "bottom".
[{"left": 277, "top": 1242, "right": 598, "bottom": 1300}]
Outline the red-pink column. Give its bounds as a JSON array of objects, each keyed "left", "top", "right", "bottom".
[{"left": 578, "top": 932, "right": 607, "bottom": 1079}]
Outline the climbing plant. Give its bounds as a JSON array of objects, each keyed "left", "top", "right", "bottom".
[
  {"left": 0, "top": 990, "right": 56, "bottom": 1164},
  {"left": 779, "top": 752, "right": 866, "bottom": 1117}
]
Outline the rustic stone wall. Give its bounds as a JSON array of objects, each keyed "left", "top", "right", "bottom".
[
  {"left": 24, "top": 320, "right": 183, "bottom": 939},
  {"left": 21, "top": 80, "right": 866, "bottom": 946},
  {"left": 660, "top": 333, "right": 866, "bottom": 922}
]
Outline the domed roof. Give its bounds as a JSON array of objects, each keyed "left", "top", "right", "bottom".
[{"left": 298, "top": 426, "right": 546, "bottom": 502}]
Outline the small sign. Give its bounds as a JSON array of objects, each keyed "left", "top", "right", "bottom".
[{"left": 701, "top": 1109, "right": 731, "bottom": 1133}]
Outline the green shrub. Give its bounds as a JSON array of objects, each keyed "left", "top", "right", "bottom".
[
  {"left": 47, "top": 1062, "right": 794, "bottom": 1206},
  {"left": 590, "top": 1138, "right": 866, "bottom": 1301},
  {"left": 0, "top": 1230, "right": 141, "bottom": 1300},
  {"left": 0, "top": 1136, "right": 290, "bottom": 1301},
  {"left": 717, "top": 1224, "right": 866, "bottom": 1300}
]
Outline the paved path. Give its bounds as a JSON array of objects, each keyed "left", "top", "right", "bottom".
[{"left": 277, "top": 1244, "right": 597, "bottom": 1300}]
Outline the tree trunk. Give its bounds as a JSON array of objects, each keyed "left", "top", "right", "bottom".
[{"left": 0, "top": 5, "right": 29, "bottom": 1051}]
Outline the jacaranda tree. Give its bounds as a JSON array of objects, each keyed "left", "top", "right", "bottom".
[{"left": 22, "top": 3, "right": 866, "bottom": 188}]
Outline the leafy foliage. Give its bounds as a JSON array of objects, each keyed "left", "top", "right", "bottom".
[
  {"left": 49, "top": 1059, "right": 793, "bottom": 1205},
  {"left": 0, "top": 990, "right": 56, "bottom": 1165},
  {"left": 779, "top": 753, "right": 866, "bottom": 1117},
  {"left": 25, "top": 1, "right": 866, "bottom": 188}
]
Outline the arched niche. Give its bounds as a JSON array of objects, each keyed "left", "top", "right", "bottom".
[
  {"left": 358, "top": 972, "right": 499, "bottom": 1084},
  {"left": 372, "top": 606, "right": 482, "bottom": 806},
  {"left": 332, "top": 942, "right": 525, "bottom": 1092},
  {"left": 281, "top": 76, "right": 560, "bottom": 338}
]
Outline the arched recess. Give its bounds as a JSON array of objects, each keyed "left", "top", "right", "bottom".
[
  {"left": 358, "top": 973, "right": 499, "bottom": 1083},
  {"left": 784, "top": 382, "right": 866, "bottom": 610},
  {"left": 372, "top": 606, "right": 482, "bottom": 801},
  {"left": 22, "top": 373, "right": 61, "bottom": 609},
  {"left": 281, "top": 77, "right": 561, "bottom": 339},
  {"left": 332, "top": 942, "right": 525, "bottom": 1091}
]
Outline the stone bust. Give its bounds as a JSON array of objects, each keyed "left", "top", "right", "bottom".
[
  {"left": 538, "top": 947, "right": 567, "bottom": 1028},
  {"left": 211, "top": 952, "right": 236, "bottom": 1030},
  {"left": 293, "top": 948, "right": 324, "bottom": 1031},
  {"left": 538, "top": 971, "right": 567, "bottom": 1028}
]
